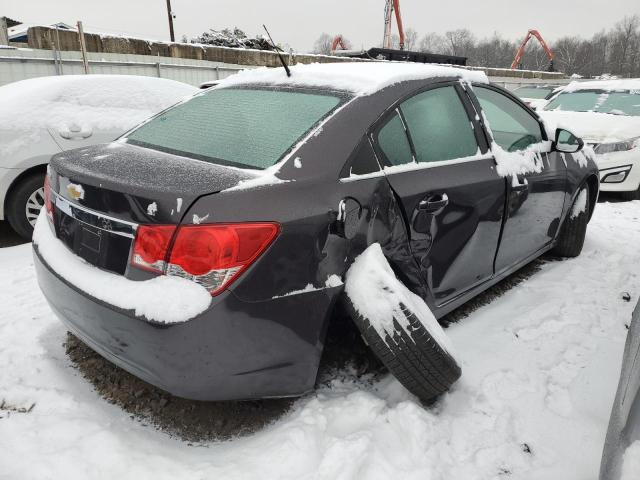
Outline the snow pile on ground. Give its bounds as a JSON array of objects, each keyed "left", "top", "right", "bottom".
[
  {"left": 345, "top": 243, "right": 454, "bottom": 356},
  {"left": 32, "top": 212, "right": 211, "bottom": 324},
  {"left": 219, "top": 62, "right": 488, "bottom": 96},
  {"left": 1, "top": 201, "right": 639, "bottom": 479},
  {"left": 0, "top": 75, "right": 196, "bottom": 156}
]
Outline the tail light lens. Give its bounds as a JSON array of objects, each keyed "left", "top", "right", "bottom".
[
  {"left": 131, "top": 223, "right": 279, "bottom": 295},
  {"left": 43, "top": 174, "right": 54, "bottom": 222},
  {"left": 131, "top": 225, "right": 176, "bottom": 273}
]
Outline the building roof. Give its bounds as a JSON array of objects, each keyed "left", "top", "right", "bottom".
[{"left": 8, "top": 22, "right": 74, "bottom": 42}]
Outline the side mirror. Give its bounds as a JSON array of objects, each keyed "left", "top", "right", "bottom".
[{"left": 554, "top": 128, "right": 584, "bottom": 154}]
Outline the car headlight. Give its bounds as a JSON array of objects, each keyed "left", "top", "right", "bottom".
[
  {"left": 594, "top": 137, "right": 640, "bottom": 154},
  {"left": 601, "top": 165, "right": 632, "bottom": 183}
]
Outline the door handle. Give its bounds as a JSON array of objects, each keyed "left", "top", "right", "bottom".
[{"left": 418, "top": 193, "right": 449, "bottom": 214}]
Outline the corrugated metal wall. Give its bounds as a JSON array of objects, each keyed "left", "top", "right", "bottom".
[
  {"left": 0, "top": 47, "right": 571, "bottom": 90},
  {"left": 0, "top": 48, "right": 250, "bottom": 87}
]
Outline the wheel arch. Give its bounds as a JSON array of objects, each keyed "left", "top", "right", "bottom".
[
  {"left": 3, "top": 164, "right": 48, "bottom": 219},
  {"left": 585, "top": 174, "right": 599, "bottom": 221}
]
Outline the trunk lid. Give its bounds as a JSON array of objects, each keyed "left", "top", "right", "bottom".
[
  {"left": 48, "top": 142, "right": 257, "bottom": 276},
  {"left": 50, "top": 142, "right": 256, "bottom": 224}
]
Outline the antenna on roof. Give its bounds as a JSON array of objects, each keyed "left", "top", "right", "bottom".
[{"left": 262, "top": 24, "right": 291, "bottom": 77}]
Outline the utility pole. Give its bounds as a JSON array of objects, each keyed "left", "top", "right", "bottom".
[
  {"left": 77, "top": 21, "right": 90, "bottom": 74},
  {"left": 0, "top": 17, "right": 9, "bottom": 46},
  {"left": 166, "top": 0, "right": 175, "bottom": 42}
]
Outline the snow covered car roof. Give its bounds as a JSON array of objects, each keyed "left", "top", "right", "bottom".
[
  {"left": 563, "top": 78, "right": 640, "bottom": 92},
  {"left": 219, "top": 62, "right": 489, "bottom": 96},
  {"left": 0, "top": 75, "right": 197, "bottom": 133},
  {"left": 540, "top": 110, "right": 640, "bottom": 143}
]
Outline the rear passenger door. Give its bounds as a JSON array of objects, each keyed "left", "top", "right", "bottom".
[
  {"left": 472, "top": 85, "right": 566, "bottom": 273},
  {"left": 374, "top": 82, "right": 506, "bottom": 308}
]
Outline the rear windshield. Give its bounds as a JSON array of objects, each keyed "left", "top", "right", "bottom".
[
  {"left": 126, "top": 87, "right": 344, "bottom": 169},
  {"left": 513, "top": 87, "right": 554, "bottom": 100}
]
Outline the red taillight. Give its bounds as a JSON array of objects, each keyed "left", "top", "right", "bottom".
[
  {"left": 43, "top": 174, "right": 53, "bottom": 221},
  {"left": 131, "top": 225, "right": 176, "bottom": 273},
  {"left": 131, "top": 223, "right": 279, "bottom": 295}
]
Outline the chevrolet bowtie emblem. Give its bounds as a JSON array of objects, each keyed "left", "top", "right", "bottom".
[{"left": 66, "top": 183, "right": 85, "bottom": 201}]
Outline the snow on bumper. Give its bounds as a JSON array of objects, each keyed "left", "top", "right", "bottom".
[{"left": 32, "top": 211, "right": 211, "bottom": 324}]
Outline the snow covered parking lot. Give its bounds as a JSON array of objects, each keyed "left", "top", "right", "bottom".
[{"left": 1, "top": 200, "right": 639, "bottom": 480}]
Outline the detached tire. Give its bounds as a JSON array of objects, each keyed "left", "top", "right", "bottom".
[
  {"left": 6, "top": 173, "right": 46, "bottom": 240},
  {"left": 344, "top": 297, "right": 461, "bottom": 404},
  {"left": 551, "top": 186, "right": 589, "bottom": 258}
]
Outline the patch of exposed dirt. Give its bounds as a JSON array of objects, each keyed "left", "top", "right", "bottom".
[
  {"left": 64, "top": 308, "right": 383, "bottom": 442},
  {"left": 65, "top": 333, "right": 294, "bottom": 442}
]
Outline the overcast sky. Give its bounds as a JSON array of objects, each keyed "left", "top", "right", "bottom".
[{"left": 2, "top": 0, "right": 639, "bottom": 51}]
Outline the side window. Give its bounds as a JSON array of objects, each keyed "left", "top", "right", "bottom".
[
  {"left": 376, "top": 111, "right": 414, "bottom": 166},
  {"left": 340, "top": 136, "right": 382, "bottom": 178},
  {"left": 474, "top": 86, "right": 543, "bottom": 152},
  {"left": 400, "top": 86, "right": 478, "bottom": 163}
]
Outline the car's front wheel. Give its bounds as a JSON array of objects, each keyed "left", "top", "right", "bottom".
[
  {"left": 551, "top": 186, "right": 589, "bottom": 258},
  {"left": 6, "top": 173, "right": 46, "bottom": 240}
]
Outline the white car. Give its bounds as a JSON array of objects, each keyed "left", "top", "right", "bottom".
[
  {"left": 0, "top": 75, "right": 196, "bottom": 238},
  {"left": 540, "top": 79, "right": 640, "bottom": 200}
]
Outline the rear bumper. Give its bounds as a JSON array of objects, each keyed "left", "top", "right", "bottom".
[{"left": 34, "top": 246, "right": 338, "bottom": 401}]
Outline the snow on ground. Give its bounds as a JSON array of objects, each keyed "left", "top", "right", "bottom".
[{"left": 1, "top": 201, "right": 639, "bottom": 480}]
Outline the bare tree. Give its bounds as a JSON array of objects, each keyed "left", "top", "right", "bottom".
[
  {"left": 404, "top": 28, "right": 418, "bottom": 51},
  {"left": 313, "top": 33, "right": 333, "bottom": 55},
  {"left": 444, "top": 29, "right": 475, "bottom": 57},
  {"left": 311, "top": 14, "right": 640, "bottom": 77},
  {"left": 609, "top": 15, "right": 640, "bottom": 77},
  {"left": 419, "top": 33, "right": 447, "bottom": 54},
  {"left": 471, "top": 33, "right": 515, "bottom": 68}
]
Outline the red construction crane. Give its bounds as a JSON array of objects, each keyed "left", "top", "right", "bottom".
[
  {"left": 511, "top": 29, "right": 555, "bottom": 71},
  {"left": 382, "top": 0, "right": 405, "bottom": 50},
  {"left": 331, "top": 35, "right": 348, "bottom": 52}
]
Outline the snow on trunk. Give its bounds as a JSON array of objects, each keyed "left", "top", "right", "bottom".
[{"left": 345, "top": 243, "right": 455, "bottom": 357}]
